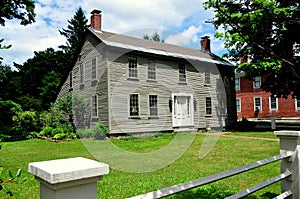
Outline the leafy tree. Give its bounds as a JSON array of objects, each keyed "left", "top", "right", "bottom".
[
  {"left": 0, "top": 0, "right": 35, "bottom": 26},
  {"left": 59, "top": 7, "right": 89, "bottom": 70},
  {"left": 143, "top": 31, "right": 165, "bottom": 43},
  {"left": 15, "top": 48, "right": 67, "bottom": 110},
  {"left": 0, "top": 64, "right": 22, "bottom": 101},
  {"left": 204, "top": 0, "right": 300, "bottom": 98}
]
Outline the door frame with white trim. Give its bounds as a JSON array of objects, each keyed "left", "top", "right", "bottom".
[{"left": 172, "top": 93, "right": 194, "bottom": 127}]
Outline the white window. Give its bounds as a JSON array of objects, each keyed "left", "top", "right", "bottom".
[
  {"left": 205, "top": 68, "right": 211, "bottom": 85},
  {"left": 91, "top": 94, "right": 98, "bottom": 117},
  {"left": 149, "top": 95, "right": 158, "bottom": 117},
  {"left": 206, "top": 97, "right": 212, "bottom": 115},
  {"left": 253, "top": 76, "right": 261, "bottom": 88},
  {"left": 296, "top": 99, "right": 300, "bottom": 110},
  {"left": 269, "top": 96, "right": 278, "bottom": 110},
  {"left": 79, "top": 63, "right": 84, "bottom": 84},
  {"left": 236, "top": 98, "right": 241, "bottom": 112},
  {"left": 92, "top": 58, "right": 97, "bottom": 80},
  {"left": 128, "top": 56, "right": 138, "bottom": 78},
  {"left": 254, "top": 97, "right": 262, "bottom": 111},
  {"left": 129, "top": 94, "right": 139, "bottom": 116},
  {"left": 147, "top": 59, "right": 156, "bottom": 80},
  {"left": 179, "top": 63, "right": 186, "bottom": 82},
  {"left": 235, "top": 78, "right": 240, "bottom": 91}
]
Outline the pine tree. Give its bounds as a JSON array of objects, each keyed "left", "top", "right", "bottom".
[{"left": 59, "top": 7, "right": 89, "bottom": 70}]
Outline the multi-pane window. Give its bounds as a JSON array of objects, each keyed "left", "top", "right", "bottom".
[
  {"left": 79, "top": 63, "right": 84, "bottom": 84},
  {"left": 148, "top": 59, "right": 156, "bottom": 80},
  {"left": 69, "top": 71, "right": 73, "bottom": 88},
  {"left": 236, "top": 98, "right": 241, "bottom": 112},
  {"left": 149, "top": 95, "right": 158, "bottom": 116},
  {"left": 205, "top": 68, "right": 211, "bottom": 84},
  {"left": 206, "top": 97, "right": 212, "bottom": 115},
  {"left": 254, "top": 97, "right": 262, "bottom": 111},
  {"left": 129, "top": 94, "right": 139, "bottom": 116},
  {"left": 128, "top": 56, "right": 138, "bottom": 78},
  {"left": 92, "top": 58, "right": 97, "bottom": 79},
  {"left": 253, "top": 76, "right": 261, "bottom": 88},
  {"left": 92, "top": 95, "right": 98, "bottom": 117},
  {"left": 179, "top": 63, "right": 186, "bottom": 82},
  {"left": 296, "top": 99, "right": 300, "bottom": 110},
  {"left": 235, "top": 78, "right": 240, "bottom": 91},
  {"left": 270, "top": 96, "right": 278, "bottom": 110}
]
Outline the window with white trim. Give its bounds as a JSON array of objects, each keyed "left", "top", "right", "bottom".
[
  {"left": 179, "top": 63, "right": 186, "bottom": 82},
  {"left": 235, "top": 78, "right": 240, "bottom": 91},
  {"left": 206, "top": 97, "right": 212, "bottom": 115},
  {"left": 149, "top": 95, "right": 158, "bottom": 117},
  {"left": 129, "top": 94, "right": 139, "bottom": 116},
  {"left": 254, "top": 97, "right": 262, "bottom": 111},
  {"left": 92, "top": 58, "right": 97, "bottom": 79},
  {"left": 91, "top": 94, "right": 98, "bottom": 117},
  {"left": 79, "top": 63, "right": 84, "bottom": 84},
  {"left": 236, "top": 98, "right": 241, "bottom": 112},
  {"left": 296, "top": 99, "right": 300, "bottom": 110},
  {"left": 253, "top": 76, "right": 261, "bottom": 88},
  {"left": 128, "top": 56, "right": 138, "bottom": 78},
  {"left": 147, "top": 59, "right": 156, "bottom": 80},
  {"left": 270, "top": 96, "right": 278, "bottom": 110},
  {"left": 205, "top": 68, "right": 211, "bottom": 85}
]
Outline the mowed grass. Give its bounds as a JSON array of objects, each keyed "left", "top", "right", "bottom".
[
  {"left": 225, "top": 131, "right": 278, "bottom": 139},
  {"left": 0, "top": 132, "right": 280, "bottom": 198}
]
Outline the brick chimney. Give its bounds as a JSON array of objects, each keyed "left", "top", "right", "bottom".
[
  {"left": 91, "top": 9, "right": 102, "bottom": 31},
  {"left": 201, "top": 36, "right": 211, "bottom": 53},
  {"left": 240, "top": 54, "right": 248, "bottom": 63}
]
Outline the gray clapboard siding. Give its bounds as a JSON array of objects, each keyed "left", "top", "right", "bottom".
[{"left": 57, "top": 33, "right": 236, "bottom": 134}]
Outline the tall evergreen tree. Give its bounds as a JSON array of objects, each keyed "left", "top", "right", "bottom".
[{"left": 59, "top": 7, "right": 89, "bottom": 70}]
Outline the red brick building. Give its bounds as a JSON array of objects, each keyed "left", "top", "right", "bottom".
[{"left": 235, "top": 73, "right": 300, "bottom": 119}]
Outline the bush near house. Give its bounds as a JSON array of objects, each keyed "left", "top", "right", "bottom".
[{"left": 76, "top": 123, "right": 109, "bottom": 139}]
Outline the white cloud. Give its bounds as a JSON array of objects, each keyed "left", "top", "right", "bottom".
[
  {"left": 165, "top": 25, "right": 203, "bottom": 47},
  {"left": 0, "top": 0, "right": 219, "bottom": 66}
]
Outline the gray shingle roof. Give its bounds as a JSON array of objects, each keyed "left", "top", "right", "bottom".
[{"left": 88, "top": 27, "right": 234, "bottom": 66}]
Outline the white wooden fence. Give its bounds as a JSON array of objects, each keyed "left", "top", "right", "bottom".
[{"left": 28, "top": 131, "right": 300, "bottom": 199}]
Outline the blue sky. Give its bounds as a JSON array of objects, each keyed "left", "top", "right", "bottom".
[{"left": 0, "top": 0, "right": 226, "bottom": 66}]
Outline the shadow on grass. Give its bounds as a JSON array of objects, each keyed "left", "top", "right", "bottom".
[{"left": 167, "top": 186, "right": 278, "bottom": 199}]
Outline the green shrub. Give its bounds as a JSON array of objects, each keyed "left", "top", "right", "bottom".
[
  {"left": 39, "top": 126, "right": 54, "bottom": 137},
  {"left": 77, "top": 129, "right": 91, "bottom": 139},
  {"left": 93, "top": 123, "right": 109, "bottom": 139},
  {"left": 53, "top": 133, "right": 67, "bottom": 140}
]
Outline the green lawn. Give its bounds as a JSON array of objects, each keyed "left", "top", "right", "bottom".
[
  {"left": 225, "top": 131, "right": 278, "bottom": 139},
  {"left": 0, "top": 132, "right": 280, "bottom": 198}
]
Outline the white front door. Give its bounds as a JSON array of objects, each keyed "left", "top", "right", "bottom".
[{"left": 172, "top": 94, "right": 194, "bottom": 127}]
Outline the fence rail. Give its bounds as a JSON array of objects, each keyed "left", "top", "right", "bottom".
[{"left": 128, "top": 153, "right": 291, "bottom": 199}]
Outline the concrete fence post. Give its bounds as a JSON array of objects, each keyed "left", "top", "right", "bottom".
[
  {"left": 275, "top": 131, "right": 300, "bottom": 199},
  {"left": 28, "top": 157, "right": 109, "bottom": 199}
]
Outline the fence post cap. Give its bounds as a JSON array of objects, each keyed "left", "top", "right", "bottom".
[
  {"left": 28, "top": 157, "right": 109, "bottom": 184},
  {"left": 275, "top": 131, "right": 300, "bottom": 137}
]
